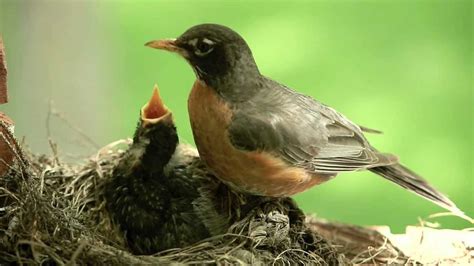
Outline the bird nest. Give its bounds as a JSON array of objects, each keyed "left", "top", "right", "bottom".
[{"left": 0, "top": 135, "right": 411, "bottom": 265}]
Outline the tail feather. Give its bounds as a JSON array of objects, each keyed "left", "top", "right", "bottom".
[{"left": 370, "top": 163, "right": 472, "bottom": 222}]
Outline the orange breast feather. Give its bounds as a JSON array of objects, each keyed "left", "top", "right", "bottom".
[{"left": 188, "top": 81, "right": 329, "bottom": 196}]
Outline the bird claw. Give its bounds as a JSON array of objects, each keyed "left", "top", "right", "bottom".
[{"left": 249, "top": 208, "right": 290, "bottom": 248}]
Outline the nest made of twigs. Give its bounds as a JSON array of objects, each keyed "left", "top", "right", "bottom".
[{"left": 0, "top": 133, "right": 412, "bottom": 265}]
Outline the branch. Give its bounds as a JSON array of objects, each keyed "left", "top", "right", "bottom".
[{"left": 0, "top": 36, "right": 7, "bottom": 104}]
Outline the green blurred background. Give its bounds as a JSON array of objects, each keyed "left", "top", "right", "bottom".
[{"left": 0, "top": 0, "right": 472, "bottom": 232}]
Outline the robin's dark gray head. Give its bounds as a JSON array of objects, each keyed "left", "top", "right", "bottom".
[{"left": 146, "top": 24, "right": 261, "bottom": 99}]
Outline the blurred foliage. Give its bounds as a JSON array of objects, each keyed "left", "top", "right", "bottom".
[{"left": 0, "top": 0, "right": 472, "bottom": 232}]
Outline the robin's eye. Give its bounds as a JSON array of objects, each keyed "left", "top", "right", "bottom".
[{"left": 194, "top": 38, "right": 215, "bottom": 57}]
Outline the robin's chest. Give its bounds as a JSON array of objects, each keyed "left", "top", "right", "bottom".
[
  {"left": 188, "top": 82, "right": 233, "bottom": 155},
  {"left": 187, "top": 82, "right": 319, "bottom": 197},
  {"left": 188, "top": 84, "right": 256, "bottom": 192}
]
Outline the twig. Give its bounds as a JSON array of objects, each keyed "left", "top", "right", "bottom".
[
  {"left": 0, "top": 35, "right": 8, "bottom": 104},
  {"left": 46, "top": 99, "right": 100, "bottom": 150},
  {"left": 66, "top": 240, "right": 88, "bottom": 265}
]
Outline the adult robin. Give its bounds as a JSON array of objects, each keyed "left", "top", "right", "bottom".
[
  {"left": 104, "top": 85, "right": 210, "bottom": 254},
  {"left": 146, "top": 24, "right": 465, "bottom": 217}
]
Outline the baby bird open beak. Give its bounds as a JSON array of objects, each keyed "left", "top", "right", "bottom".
[{"left": 140, "top": 84, "right": 172, "bottom": 126}]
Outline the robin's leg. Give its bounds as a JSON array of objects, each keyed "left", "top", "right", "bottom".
[{"left": 261, "top": 197, "right": 343, "bottom": 265}]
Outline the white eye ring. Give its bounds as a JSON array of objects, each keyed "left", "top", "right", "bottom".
[{"left": 194, "top": 38, "right": 215, "bottom": 57}]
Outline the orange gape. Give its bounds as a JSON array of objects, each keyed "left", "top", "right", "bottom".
[{"left": 188, "top": 81, "right": 329, "bottom": 197}]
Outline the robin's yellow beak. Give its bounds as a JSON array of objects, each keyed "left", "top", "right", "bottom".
[
  {"left": 141, "top": 84, "right": 172, "bottom": 126},
  {"left": 145, "top": 39, "right": 187, "bottom": 57}
]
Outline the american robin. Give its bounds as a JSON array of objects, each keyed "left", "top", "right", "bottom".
[
  {"left": 104, "top": 85, "right": 210, "bottom": 254},
  {"left": 146, "top": 23, "right": 465, "bottom": 216}
]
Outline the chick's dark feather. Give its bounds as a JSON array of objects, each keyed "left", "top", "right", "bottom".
[{"left": 104, "top": 119, "right": 210, "bottom": 255}]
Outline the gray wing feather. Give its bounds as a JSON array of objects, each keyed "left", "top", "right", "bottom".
[{"left": 228, "top": 78, "right": 398, "bottom": 174}]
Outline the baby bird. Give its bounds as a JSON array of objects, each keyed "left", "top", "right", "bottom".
[{"left": 104, "top": 85, "right": 210, "bottom": 254}]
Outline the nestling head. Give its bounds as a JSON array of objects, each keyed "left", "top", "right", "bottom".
[
  {"left": 136, "top": 84, "right": 178, "bottom": 172},
  {"left": 138, "top": 84, "right": 175, "bottom": 145}
]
